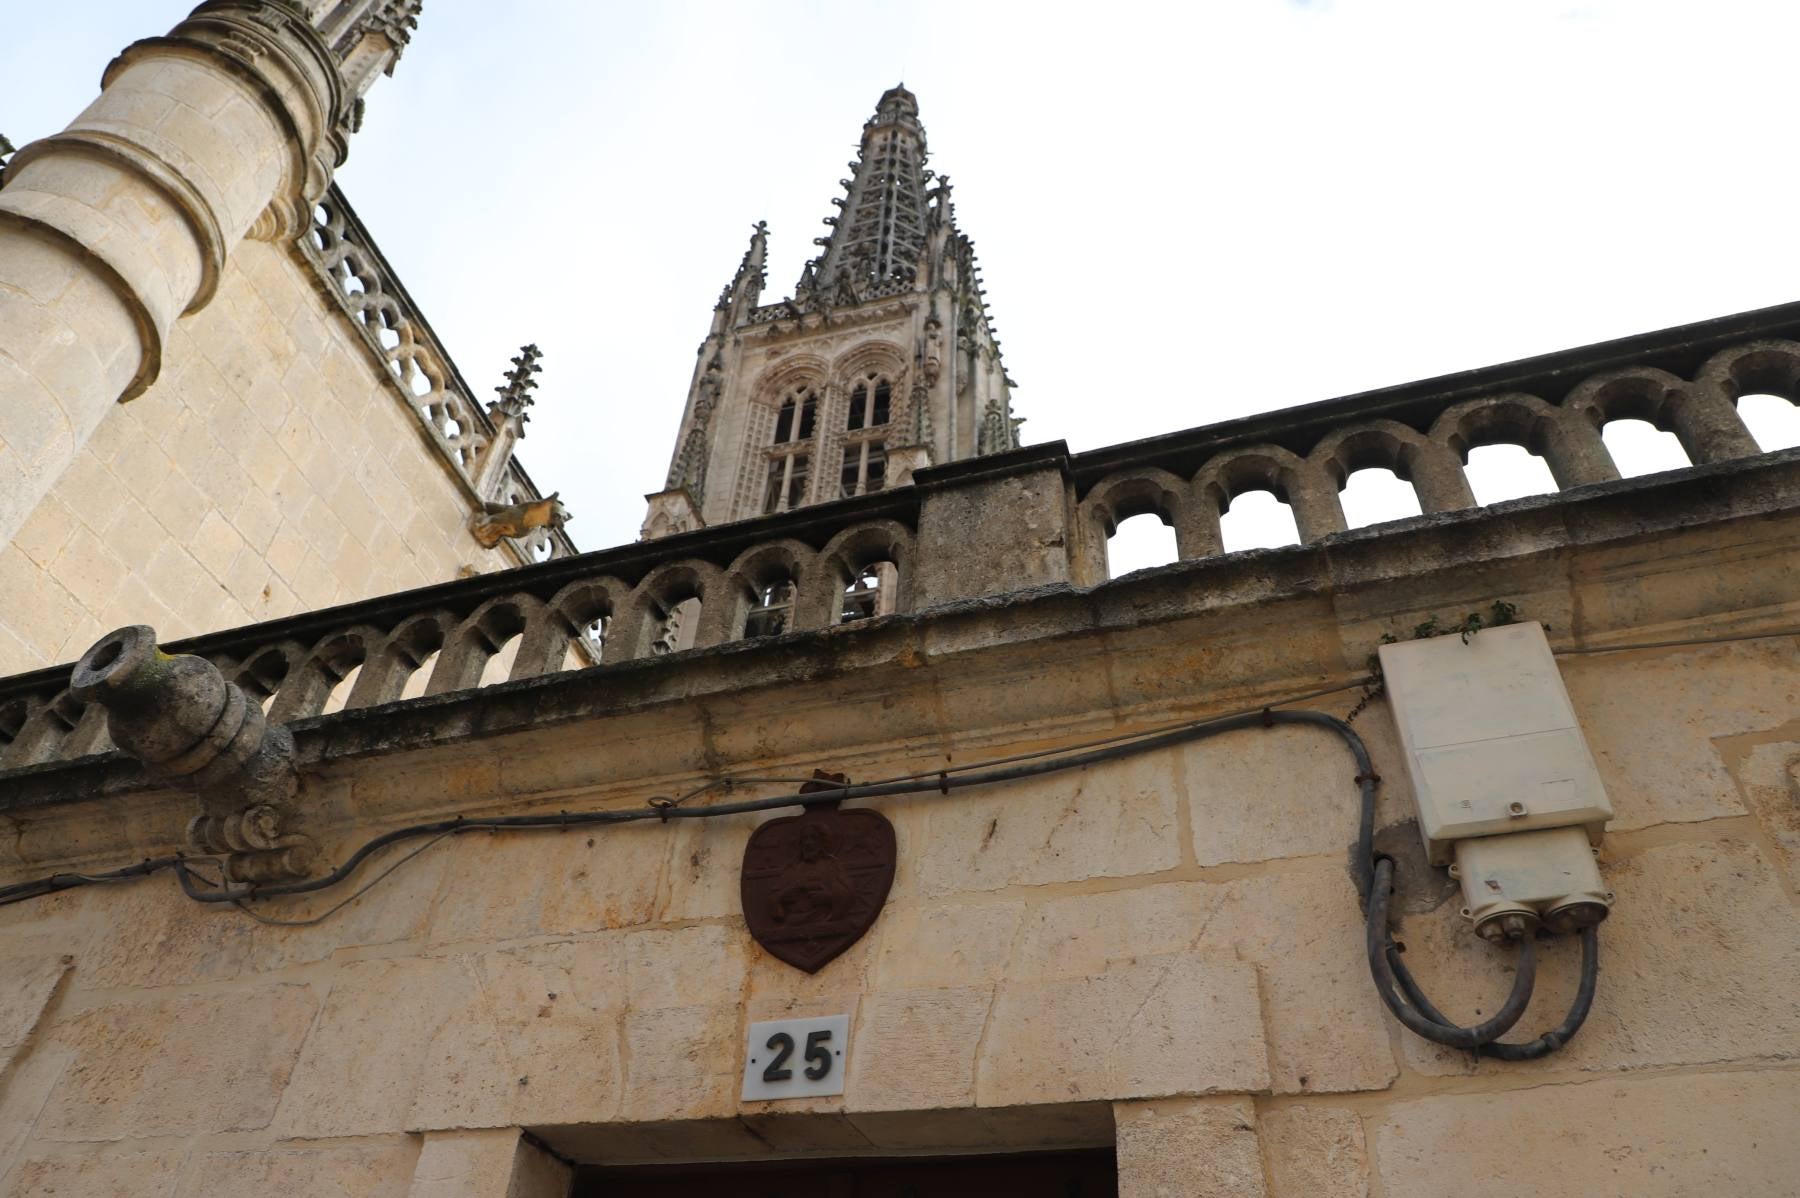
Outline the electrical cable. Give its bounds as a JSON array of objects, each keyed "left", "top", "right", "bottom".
[
  {"left": 0, "top": 669, "right": 1603, "bottom": 1058},
  {"left": 218, "top": 830, "right": 457, "bottom": 927}
]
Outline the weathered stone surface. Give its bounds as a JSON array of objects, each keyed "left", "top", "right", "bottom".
[
  {"left": 619, "top": 1003, "right": 742, "bottom": 1123},
  {"left": 82, "top": 845, "right": 447, "bottom": 989},
  {"left": 1184, "top": 722, "right": 1366, "bottom": 866},
  {"left": 870, "top": 899, "right": 1026, "bottom": 990},
  {"left": 408, "top": 1128, "right": 568, "bottom": 1198},
  {"left": 1373, "top": 1069, "right": 1800, "bottom": 1197},
  {"left": 36, "top": 984, "right": 316, "bottom": 1140},
  {"left": 424, "top": 822, "right": 671, "bottom": 945},
  {"left": 1258, "top": 1104, "right": 1370, "bottom": 1198},
  {"left": 847, "top": 985, "right": 993, "bottom": 1112},
  {"left": 0, "top": 1046, "right": 70, "bottom": 1185},
  {"left": 1211, "top": 866, "right": 1397, "bottom": 1094},
  {"left": 0, "top": 954, "right": 67, "bottom": 1077},
  {"left": 1732, "top": 736, "right": 1800, "bottom": 890},
  {"left": 276, "top": 957, "right": 468, "bottom": 1138},
  {"left": 1009, "top": 882, "right": 1217, "bottom": 981},
  {"left": 1396, "top": 838, "right": 1800, "bottom": 1076},
  {"left": 1560, "top": 641, "right": 1799, "bottom": 830},
  {"left": 977, "top": 951, "right": 1267, "bottom": 1106},
  {"left": 179, "top": 1139, "right": 419, "bottom": 1197},
  {"left": 914, "top": 757, "right": 1183, "bottom": 897},
  {"left": 1, "top": 1142, "right": 187, "bottom": 1197},
  {"left": 1006, "top": 871, "right": 1393, "bottom": 1095},
  {"left": 1114, "top": 1096, "right": 1268, "bottom": 1198}
]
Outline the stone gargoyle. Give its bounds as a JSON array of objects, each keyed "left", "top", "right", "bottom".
[
  {"left": 71, "top": 626, "right": 317, "bottom": 883},
  {"left": 470, "top": 492, "right": 571, "bottom": 549}
]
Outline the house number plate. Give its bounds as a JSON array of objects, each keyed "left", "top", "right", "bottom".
[{"left": 740, "top": 1013, "right": 850, "bottom": 1101}]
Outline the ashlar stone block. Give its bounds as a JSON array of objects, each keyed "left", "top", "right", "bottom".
[
  {"left": 1113, "top": 1096, "right": 1268, "bottom": 1198},
  {"left": 914, "top": 755, "right": 1183, "bottom": 898},
  {"left": 1372, "top": 1069, "right": 1800, "bottom": 1198},
  {"left": 1258, "top": 1104, "right": 1371, "bottom": 1198},
  {"left": 178, "top": 1140, "right": 420, "bottom": 1197},
  {"left": 36, "top": 984, "right": 318, "bottom": 1140},
  {"left": 976, "top": 950, "right": 1268, "bottom": 1106}
]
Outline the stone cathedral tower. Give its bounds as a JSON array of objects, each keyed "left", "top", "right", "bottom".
[{"left": 643, "top": 85, "right": 1020, "bottom": 540}]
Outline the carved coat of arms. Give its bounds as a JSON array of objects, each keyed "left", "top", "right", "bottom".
[{"left": 741, "top": 775, "right": 896, "bottom": 973}]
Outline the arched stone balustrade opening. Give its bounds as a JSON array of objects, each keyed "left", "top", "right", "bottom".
[
  {"left": 1337, "top": 467, "right": 1423, "bottom": 529},
  {"left": 273, "top": 630, "right": 376, "bottom": 721},
  {"left": 820, "top": 521, "right": 913, "bottom": 624},
  {"left": 1433, "top": 393, "right": 1618, "bottom": 494},
  {"left": 478, "top": 633, "right": 524, "bottom": 687},
  {"left": 1738, "top": 395, "right": 1800, "bottom": 452},
  {"left": 1308, "top": 420, "right": 1464, "bottom": 525},
  {"left": 1080, "top": 470, "right": 1191, "bottom": 581},
  {"left": 628, "top": 563, "right": 714, "bottom": 659},
  {"left": 1219, "top": 489, "right": 1302, "bottom": 553},
  {"left": 369, "top": 614, "right": 451, "bottom": 706},
  {"left": 320, "top": 664, "right": 363, "bottom": 715},
  {"left": 550, "top": 580, "right": 621, "bottom": 671},
  {"left": 1462, "top": 443, "right": 1559, "bottom": 505},
  {"left": 235, "top": 647, "right": 298, "bottom": 715},
  {"left": 1600, "top": 418, "right": 1690, "bottom": 478},
  {"left": 727, "top": 542, "right": 809, "bottom": 641},
  {"left": 399, "top": 650, "right": 441, "bottom": 702},
  {"left": 430, "top": 600, "right": 535, "bottom": 695},
  {"left": 1106, "top": 513, "right": 1179, "bottom": 578}
]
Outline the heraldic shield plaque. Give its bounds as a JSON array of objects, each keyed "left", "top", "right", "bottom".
[{"left": 741, "top": 796, "right": 897, "bottom": 974}]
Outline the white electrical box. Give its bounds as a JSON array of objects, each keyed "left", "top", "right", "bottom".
[{"left": 1379, "top": 622, "right": 1612, "bottom": 866}]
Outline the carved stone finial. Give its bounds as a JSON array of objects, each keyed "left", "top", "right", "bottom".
[
  {"left": 491, "top": 342, "right": 542, "bottom": 426},
  {"left": 323, "top": 0, "right": 425, "bottom": 99},
  {"left": 70, "top": 626, "right": 315, "bottom": 881},
  {"left": 976, "top": 395, "right": 1013, "bottom": 456}
]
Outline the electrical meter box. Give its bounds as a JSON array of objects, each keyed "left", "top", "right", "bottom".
[{"left": 1378, "top": 621, "right": 1612, "bottom": 865}]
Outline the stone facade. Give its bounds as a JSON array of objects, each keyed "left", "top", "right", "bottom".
[
  {"left": 4, "top": 4, "right": 1800, "bottom": 1197},
  {"left": 0, "top": 1, "right": 572, "bottom": 679}
]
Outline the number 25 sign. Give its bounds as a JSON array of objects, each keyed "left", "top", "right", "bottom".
[{"left": 740, "top": 1014, "right": 850, "bottom": 1100}]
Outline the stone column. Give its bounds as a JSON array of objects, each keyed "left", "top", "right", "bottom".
[
  {"left": 0, "top": 1, "right": 353, "bottom": 543},
  {"left": 408, "top": 1128, "right": 570, "bottom": 1198}
]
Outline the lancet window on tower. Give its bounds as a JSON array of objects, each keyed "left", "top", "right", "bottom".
[
  {"left": 839, "top": 441, "right": 888, "bottom": 498},
  {"left": 765, "top": 386, "right": 819, "bottom": 513},
  {"left": 847, "top": 373, "right": 892, "bottom": 431}
]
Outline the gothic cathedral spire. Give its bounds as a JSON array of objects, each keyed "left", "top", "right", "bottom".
[{"left": 644, "top": 87, "right": 1019, "bottom": 541}]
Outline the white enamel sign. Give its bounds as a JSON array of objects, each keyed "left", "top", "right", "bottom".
[{"left": 740, "top": 1013, "right": 851, "bottom": 1101}]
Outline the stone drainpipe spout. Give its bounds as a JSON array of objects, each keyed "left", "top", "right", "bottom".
[{"left": 71, "top": 626, "right": 316, "bottom": 882}]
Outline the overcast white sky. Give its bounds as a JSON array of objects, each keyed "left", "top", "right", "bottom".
[{"left": 6, "top": 1, "right": 1800, "bottom": 572}]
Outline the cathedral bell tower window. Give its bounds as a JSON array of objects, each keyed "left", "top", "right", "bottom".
[
  {"left": 839, "top": 440, "right": 887, "bottom": 498},
  {"left": 766, "top": 387, "right": 820, "bottom": 513},
  {"left": 847, "top": 373, "right": 892, "bottom": 431}
]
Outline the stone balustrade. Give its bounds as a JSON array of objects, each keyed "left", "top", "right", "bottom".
[
  {"left": 1, "top": 301, "right": 1796, "bottom": 773},
  {"left": 304, "top": 187, "right": 577, "bottom": 564}
]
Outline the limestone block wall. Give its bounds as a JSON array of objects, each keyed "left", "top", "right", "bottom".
[
  {"left": 0, "top": 616, "right": 1795, "bottom": 1193},
  {"left": 0, "top": 237, "right": 514, "bottom": 676}
]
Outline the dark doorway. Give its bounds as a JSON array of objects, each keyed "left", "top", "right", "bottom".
[{"left": 572, "top": 1147, "right": 1117, "bottom": 1197}]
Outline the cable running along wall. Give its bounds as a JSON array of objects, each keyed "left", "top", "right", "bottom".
[{"left": 0, "top": 701, "right": 1601, "bottom": 1059}]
